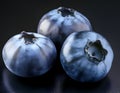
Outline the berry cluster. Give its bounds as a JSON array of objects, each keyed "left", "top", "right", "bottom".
[{"left": 2, "top": 7, "right": 114, "bottom": 82}]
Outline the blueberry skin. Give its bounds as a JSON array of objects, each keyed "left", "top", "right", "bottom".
[
  {"left": 2, "top": 31, "right": 56, "bottom": 77},
  {"left": 60, "top": 31, "right": 114, "bottom": 82},
  {"left": 37, "top": 7, "right": 92, "bottom": 47}
]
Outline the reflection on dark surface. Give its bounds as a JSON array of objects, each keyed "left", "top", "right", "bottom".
[
  {"left": 2, "top": 68, "right": 111, "bottom": 93},
  {"left": 63, "top": 76, "right": 111, "bottom": 93},
  {"left": 53, "top": 75, "right": 66, "bottom": 93},
  {"left": 2, "top": 68, "right": 55, "bottom": 93}
]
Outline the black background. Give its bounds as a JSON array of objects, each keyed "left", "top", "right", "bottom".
[{"left": 0, "top": 0, "right": 120, "bottom": 93}]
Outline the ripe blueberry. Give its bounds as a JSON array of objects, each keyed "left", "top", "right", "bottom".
[
  {"left": 60, "top": 31, "right": 114, "bottom": 82},
  {"left": 37, "top": 7, "right": 92, "bottom": 49},
  {"left": 2, "top": 31, "right": 56, "bottom": 77}
]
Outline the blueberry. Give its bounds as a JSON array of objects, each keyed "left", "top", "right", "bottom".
[
  {"left": 2, "top": 31, "right": 56, "bottom": 77},
  {"left": 60, "top": 31, "right": 114, "bottom": 82},
  {"left": 37, "top": 7, "right": 92, "bottom": 49}
]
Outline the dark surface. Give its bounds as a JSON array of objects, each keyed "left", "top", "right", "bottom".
[{"left": 0, "top": 0, "right": 120, "bottom": 93}]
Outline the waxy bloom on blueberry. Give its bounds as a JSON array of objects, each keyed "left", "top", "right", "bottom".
[
  {"left": 2, "top": 31, "right": 56, "bottom": 77},
  {"left": 37, "top": 7, "right": 92, "bottom": 48},
  {"left": 60, "top": 31, "right": 114, "bottom": 82}
]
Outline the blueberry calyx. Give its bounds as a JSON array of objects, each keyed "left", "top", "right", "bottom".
[
  {"left": 84, "top": 40, "right": 108, "bottom": 64},
  {"left": 20, "top": 31, "right": 36, "bottom": 44},
  {"left": 58, "top": 7, "right": 75, "bottom": 17}
]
